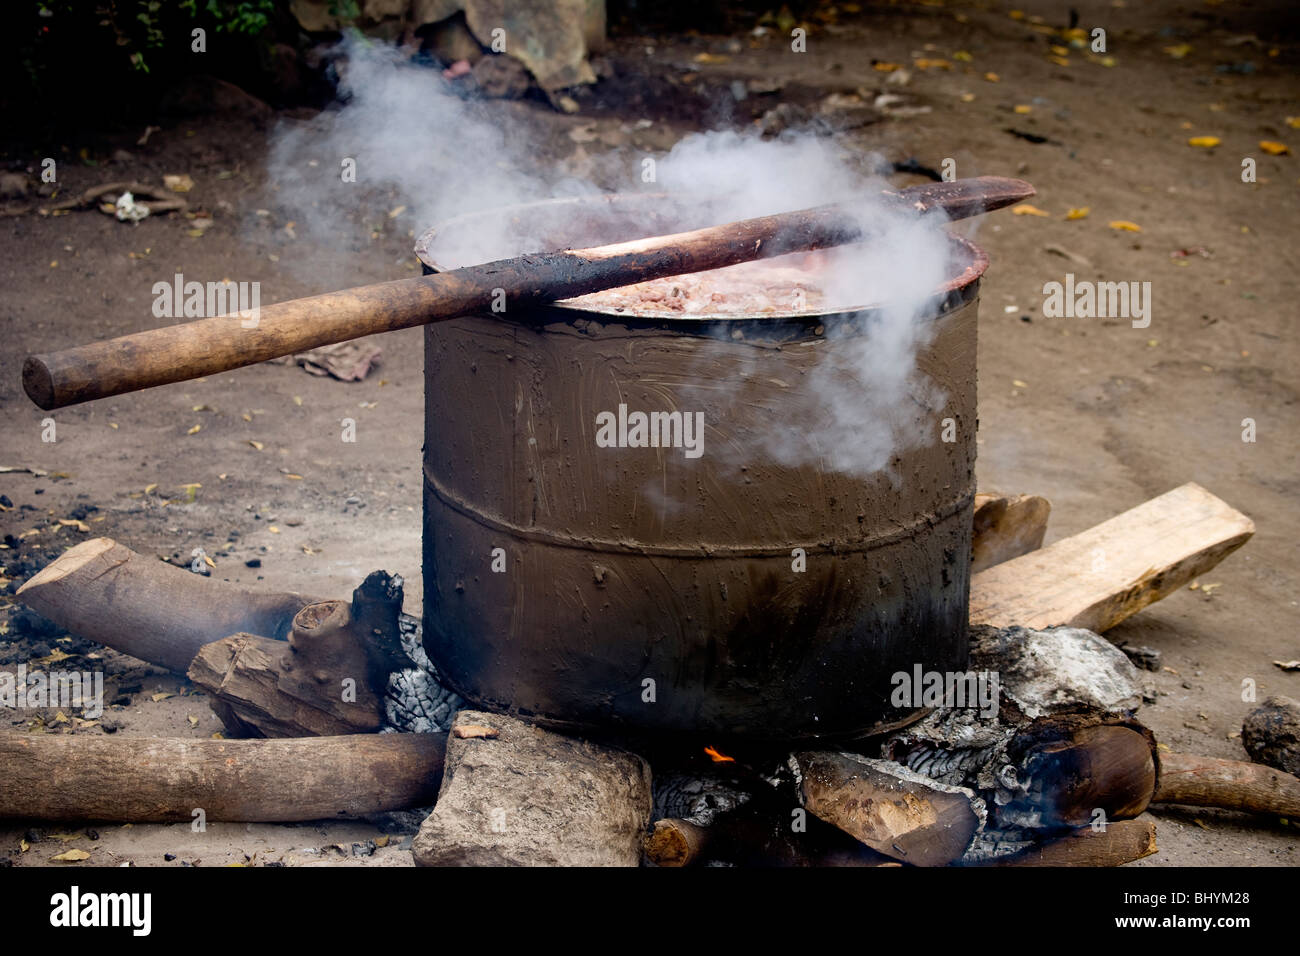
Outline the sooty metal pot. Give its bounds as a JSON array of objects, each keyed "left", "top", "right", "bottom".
[{"left": 414, "top": 194, "right": 985, "bottom": 741}]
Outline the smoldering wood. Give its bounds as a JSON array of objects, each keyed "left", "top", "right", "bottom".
[
  {"left": 792, "top": 751, "right": 984, "bottom": 866},
  {"left": 976, "top": 816, "right": 1158, "bottom": 867},
  {"left": 23, "top": 177, "right": 1034, "bottom": 410},
  {"left": 971, "top": 492, "right": 1051, "bottom": 573},
  {"left": 969, "top": 482, "right": 1254, "bottom": 632},
  {"left": 187, "top": 572, "right": 409, "bottom": 737},
  {"left": 1153, "top": 750, "right": 1300, "bottom": 817},
  {"left": 0, "top": 732, "right": 445, "bottom": 822},
  {"left": 15, "top": 537, "right": 316, "bottom": 673}
]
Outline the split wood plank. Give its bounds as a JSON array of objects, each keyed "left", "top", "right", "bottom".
[
  {"left": 971, "top": 492, "right": 1052, "bottom": 573},
  {"left": 969, "top": 482, "right": 1253, "bottom": 632}
]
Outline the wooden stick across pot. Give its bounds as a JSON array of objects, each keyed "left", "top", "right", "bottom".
[{"left": 23, "top": 177, "right": 1033, "bottom": 410}]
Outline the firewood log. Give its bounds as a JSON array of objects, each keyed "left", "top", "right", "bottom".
[
  {"left": 981, "top": 816, "right": 1158, "bottom": 867},
  {"left": 1153, "top": 751, "right": 1300, "bottom": 817},
  {"left": 971, "top": 492, "right": 1051, "bottom": 573},
  {"left": 15, "top": 537, "right": 315, "bottom": 672},
  {"left": 0, "top": 732, "right": 445, "bottom": 822}
]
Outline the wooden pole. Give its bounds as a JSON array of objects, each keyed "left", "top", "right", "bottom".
[
  {"left": 23, "top": 178, "right": 1034, "bottom": 410},
  {"left": 0, "top": 732, "right": 445, "bottom": 822}
]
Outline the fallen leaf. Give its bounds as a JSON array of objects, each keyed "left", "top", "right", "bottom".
[
  {"left": 1065, "top": 207, "right": 1090, "bottom": 220},
  {"left": 150, "top": 692, "right": 174, "bottom": 702},
  {"left": 188, "top": 715, "right": 199, "bottom": 727},
  {"left": 953, "top": 51, "right": 973, "bottom": 62},
  {"left": 292, "top": 396, "right": 303, "bottom": 406},
  {"left": 1109, "top": 220, "right": 1142, "bottom": 232},
  {"left": 1014, "top": 104, "right": 1032, "bottom": 114},
  {"left": 1164, "top": 44, "right": 1192, "bottom": 59},
  {"left": 1273, "top": 660, "right": 1300, "bottom": 672},
  {"left": 269, "top": 526, "right": 280, "bottom": 534},
  {"left": 163, "top": 173, "right": 195, "bottom": 193},
  {"left": 1012, "top": 379, "right": 1029, "bottom": 388},
  {"left": 1187, "top": 136, "right": 1221, "bottom": 148},
  {"left": 53, "top": 711, "right": 69, "bottom": 724},
  {"left": 1013, "top": 204, "right": 1051, "bottom": 217},
  {"left": 19, "top": 839, "right": 29, "bottom": 852},
  {"left": 285, "top": 474, "right": 303, "bottom": 480},
  {"left": 984, "top": 71, "right": 1000, "bottom": 82},
  {"left": 692, "top": 52, "right": 730, "bottom": 64},
  {"left": 453, "top": 724, "right": 500, "bottom": 739},
  {"left": 1259, "top": 140, "right": 1290, "bottom": 155},
  {"left": 51, "top": 849, "right": 90, "bottom": 862},
  {"left": 49, "top": 832, "right": 82, "bottom": 842},
  {"left": 204, "top": 555, "right": 215, "bottom": 569},
  {"left": 247, "top": 440, "right": 264, "bottom": 451},
  {"left": 144, "top": 483, "right": 157, "bottom": 494},
  {"left": 187, "top": 424, "right": 201, "bottom": 435},
  {"left": 375, "top": 835, "right": 390, "bottom": 848},
  {"left": 873, "top": 61, "right": 902, "bottom": 72},
  {"left": 58, "top": 519, "right": 90, "bottom": 533}
]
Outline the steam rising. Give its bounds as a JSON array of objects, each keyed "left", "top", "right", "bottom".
[{"left": 263, "top": 38, "right": 957, "bottom": 480}]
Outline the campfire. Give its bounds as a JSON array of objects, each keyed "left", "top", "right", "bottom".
[{"left": 5, "top": 176, "right": 1296, "bottom": 868}]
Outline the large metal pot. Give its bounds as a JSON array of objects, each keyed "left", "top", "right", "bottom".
[{"left": 414, "top": 194, "right": 985, "bottom": 740}]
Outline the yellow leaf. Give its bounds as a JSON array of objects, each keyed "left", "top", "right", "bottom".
[
  {"left": 1109, "top": 220, "right": 1142, "bottom": 232},
  {"left": 285, "top": 474, "right": 303, "bottom": 481},
  {"left": 51, "top": 849, "right": 90, "bottom": 862},
  {"left": 1012, "top": 204, "right": 1051, "bottom": 217},
  {"left": 211, "top": 731, "right": 224, "bottom": 739},
  {"left": 188, "top": 715, "right": 199, "bottom": 727},
  {"left": 1065, "top": 207, "right": 1090, "bottom": 220},
  {"left": 1287, "top": 117, "right": 1300, "bottom": 129},
  {"left": 53, "top": 711, "right": 69, "bottom": 724},
  {"left": 1164, "top": 44, "right": 1192, "bottom": 59},
  {"left": 269, "top": 526, "right": 280, "bottom": 534},
  {"left": 1187, "top": 136, "right": 1221, "bottom": 148},
  {"left": 204, "top": 555, "right": 215, "bottom": 568},
  {"left": 1050, "top": 45, "right": 1069, "bottom": 57},
  {"left": 247, "top": 440, "right": 264, "bottom": 451},
  {"left": 1259, "top": 140, "right": 1290, "bottom": 155},
  {"left": 952, "top": 51, "right": 973, "bottom": 62},
  {"left": 187, "top": 424, "right": 201, "bottom": 435},
  {"left": 150, "top": 692, "right": 174, "bottom": 702},
  {"left": 914, "top": 58, "right": 951, "bottom": 70},
  {"left": 163, "top": 173, "right": 195, "bottom": 193},
  {"left": 984, "top": 71, "right": 1000, "bottom": 82},
  {"left": 960, "top": 92, "right": 976, "bottom": 103},
  {"left": 1048, "top": 55, "right": 1070, "bottom": 67},
  {"left": 242, "top": 412, "right": 252, "bottom": 422},
  {"left": 1012, "top": 379, "right": 1029, "bottom": 388},
  {"left": 387, "top": 205, "right": 406, "bottom": 219},
  {"left": 19, "top": 839, "right": 29, "bottom": 852},
  {"left": 692, "top": 52, "right": 729, "bottom": 64},
  {"left": 873, "top": 62, "right": 901, "bottom": 72},
  {"left": 1013, "top": 104, "right": 1032, "bottom": 114},
  {"left": 292, "top": 396, "right": 303, "bottom": 406},
  {"left": 58, "top": 519, "right": 90, "bottom": 532},
  {"left": 144, "top": 483, "right": 157, "bottom": 494}
]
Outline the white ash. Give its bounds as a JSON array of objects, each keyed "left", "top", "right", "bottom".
[
  {"left": 984, "top": 626, "right": 1143, "bottom": 718},
  {"left": 652, "top": 774, "right": 751, "bottom": 827},
  {"left": 382, "top": 614, "right": 464, "bottom": 734}
]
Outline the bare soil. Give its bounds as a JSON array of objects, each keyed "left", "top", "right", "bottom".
[{"left": 1, "top": 0, "right": 1297, "bottom": 866}]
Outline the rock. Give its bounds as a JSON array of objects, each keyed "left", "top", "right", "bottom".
[
  {"left": 420, "top": 11, "right": 483, "bottom": 65},
  {"left": 1242, "top": 695, "right": 1300, "bottom": 775},
  {"left": 0, "top": 172, "right": 29, "bottom": 199},
  {"left": 1119, "top": 644, "right": 1162, "bottom": 671},
  {"left": 412, "top": 709, "right": 651, "bottom": 866},
  {"left": 472, "top": 53, "right": 532, "bottom": 99},
  {"left": 160, "top": 75, "right": 272, "bottom": 122}
]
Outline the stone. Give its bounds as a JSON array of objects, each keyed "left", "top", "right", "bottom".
[
  {"left": 1242, "top": 695, "right": 1300, "bottom": 775},
  {"left": 413, "top": 709, "right": 651, "bottom": 866}
]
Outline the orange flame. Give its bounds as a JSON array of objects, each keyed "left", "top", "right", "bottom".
[{"left": 703, "top": 745, "right": 735, "bottom": 764}]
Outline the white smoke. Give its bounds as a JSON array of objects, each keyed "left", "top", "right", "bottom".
[{"left": 262, "top": 38, "right": 959, "bottom": 481}]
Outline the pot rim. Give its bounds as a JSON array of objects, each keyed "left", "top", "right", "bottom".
[{"left": 414, "top": 192, "right": 990, "bottom": 324}]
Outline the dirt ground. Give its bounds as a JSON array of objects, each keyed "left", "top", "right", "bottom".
[{"left": 1, "top": 0, "right": 1297, "bottom": 867}]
